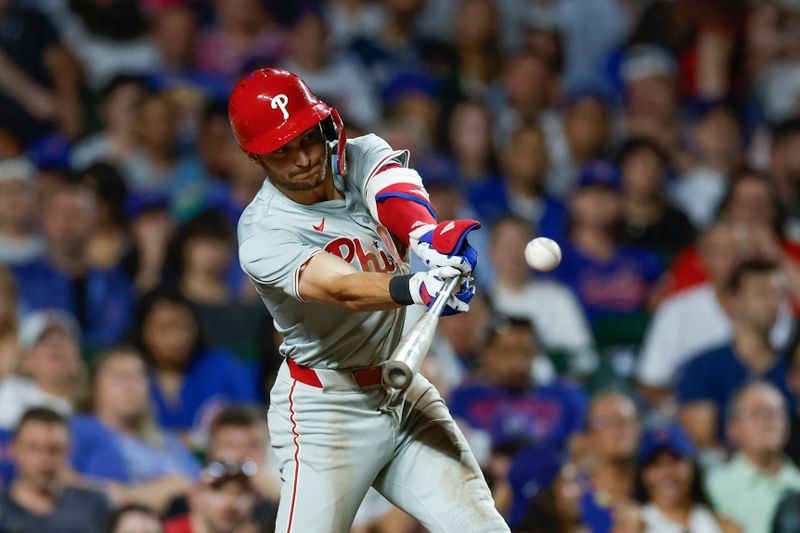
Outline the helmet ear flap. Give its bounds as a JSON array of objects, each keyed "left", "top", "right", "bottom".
[{"left": 322, "top": 109, "right": 347, "bottom": 176}]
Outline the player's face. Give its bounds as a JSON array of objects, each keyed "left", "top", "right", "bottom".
[{"left": 251, "top": 126, "right": 328, "bottom": 192}]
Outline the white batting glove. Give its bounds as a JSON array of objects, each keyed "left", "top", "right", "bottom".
[{"left": 408, "top": 266, "right": 475, "bottom": 316}]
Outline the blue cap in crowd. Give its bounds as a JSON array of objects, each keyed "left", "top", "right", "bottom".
[
  {"left": 125, "top": 190, "right": 171, "bottom": 219},
  {"left": 26, "top": 134, "right": 72, "bottom": 171},
  {"left": 637, "top": 423, "right": 696, "bottom": 465},
  {"left": 577, "top": 160, "right": 621, "bottom": 191},
  {"left": 382, "top": 71, "right": 439, "bottom": 105}
]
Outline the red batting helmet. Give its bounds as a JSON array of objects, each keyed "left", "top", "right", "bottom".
[{"left": 228, "top": 68, "right": 347, "bottom": 175}]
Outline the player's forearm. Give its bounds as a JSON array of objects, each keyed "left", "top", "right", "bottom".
[{"left": 327, "top": 272, "right": 403, "bottom": 311}]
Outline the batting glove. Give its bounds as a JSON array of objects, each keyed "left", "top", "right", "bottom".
[
  {"left": 409, "top": 219, "right": 481, "bottom": 274},
  {"left": 409, "top": 266, "right": 475, "bottom": 316}
]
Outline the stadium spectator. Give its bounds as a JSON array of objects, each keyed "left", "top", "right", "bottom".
[
  {"left": 664, "top": 168, "right": 800, "bottom": 299},
  {"left": 772, "top": 118, "right": 800, "bottom": 243},
  {"left": 548, "top": 92, "right": 612, "bottom": 198},
  {"left": 195, "top": 0, "right": 283, "bottom": 81},
  {"left": 126, "top": 190, "right": 175, "bottom": 293},
  {"left": 671, "top": 102, "right": 743, "bottom": 228},
  {"left": 77, "top": 163, "right": 132, "bottom": 271},
  {"left": 69, "top": 346, "right": 199, "bottom": 512},
  {"left": 468, "top": 123, "right": 568, "bottom": 239},
  {"left": 323, "top": 0, "right": 387, "bottom": 51},
  {"left": 617, "top": 137, "right": 695, "bottom": 262},
  {"left": 634, "top": 423, "right": 739, "bottom": 533},
  {"left": 164, "top": 406, "right": 279, "bottom": 529},
  {"left": 489, "top": 216, "right": 595, "bottom": 375},
  {"left": 11, "top": 180, "right": 135, "bottom": 347},
  {"left": 450, "top": 315, "right": 587, "bottom": 452},
  {"left": 0, "top": 157, "right": 44, "bottom": 265},
  {"left": 206, "top": 407, "right": 279, "bottom": 505},
  {"left": 0, "top": 311, "right": 82, "bottom": 431},
  {"left": 122, "top": 91, "right": 185, "bottom": 194},
  {"left": 446, "top": 100, "right": 500, "bottom": 185},
  {"left": 0, "top": 267, "right": 19, "bottom": 378},
  {"left": 492, "top": 52, "right": 560, "bottom": 152},
  {"left": 148, "top": 5, "right": 230, "bottom": 106},
  {"left": 69, "top": 75, "right": 148, "bottom": 172},
  {"left": 637, "top": 221, "right": 794, "bottom": 398},
  {"left": 677, "top": 260, "right": 793, "bottom": 448},
  {"left": 619, "top": 45, "right": 680, "bottom": 156},
  {"left": 130, "top": 287, "right": 259, "bottom": 433},
  {"left": 450, "top": 0, "right": 501, "bottom": 100},
  {"left": 0, "top": 0, "right": 82, "bottom": 145},
  {"left": 163, "top": 460, "right": 260, "bottom": 533},
  {"left": 163, "top": 210, "right": 274, "bottom": 365},
  {"left": 283, "top": 9, "right": 380, "bottom": 129},
  {"left": 706, "top": 382, "right": 800, "bottom": 533},
  {"left": 562, "top": 391, "right": 641, "bottom": 533},
  {"left": 60, "top": 0, "right": 159, "bottom": 90},
  {"left": 105, "top": 503, "right": 162, "bottom": 533},
  {"left": 553, "top": 161, "right": 663, "bottom": 349},
  {"left": 0, "top": 407, "right": 112, "bottom": 533}
]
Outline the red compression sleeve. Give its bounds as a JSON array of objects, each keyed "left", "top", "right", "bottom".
[{"left": 376, "top": 196, "right": 436, "bottom": 246}]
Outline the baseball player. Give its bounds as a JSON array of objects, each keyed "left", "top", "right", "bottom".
[{"left": 230, "top": 69, "right": 509, "bottom": 532}]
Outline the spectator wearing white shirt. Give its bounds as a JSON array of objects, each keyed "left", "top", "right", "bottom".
[
  {"left": 637, "top": 220, "right": 794, "bottom": 400},
  {"left": 0, "top": 310, "right": 81, "bottom": 431},
  {"left": 489, "top": 216, "right": 596, "bottom": 376}
]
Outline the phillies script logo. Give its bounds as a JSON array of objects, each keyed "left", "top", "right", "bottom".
[{"left": 325, "top": 237, "right": 396, "bottom": 273}]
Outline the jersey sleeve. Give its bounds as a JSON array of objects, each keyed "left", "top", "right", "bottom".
[
  {"left": 239, "top": 228, "right": 323, "bottom": 302},
  {"left": 345, "top": 134, "right": 438, "bottom": 222}
]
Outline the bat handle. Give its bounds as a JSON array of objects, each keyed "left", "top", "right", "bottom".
[
  {"left": 428, "top": 275, "right": 462, "bottom": 317},
  {"left": 382, "top": 274, "right": 463, "bottom": 390}
]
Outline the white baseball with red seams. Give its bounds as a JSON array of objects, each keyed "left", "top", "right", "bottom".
[{"left": 525, "top": 237, "right": 562, "bottom": 272}]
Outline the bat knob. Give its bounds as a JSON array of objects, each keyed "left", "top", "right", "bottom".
[{"left": 383, "top": 362, "right": 412, "bottom": 390}]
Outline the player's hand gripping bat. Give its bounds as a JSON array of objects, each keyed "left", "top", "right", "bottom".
[{"left": 382, "top": 275, "right": 462, "bottom": 390}]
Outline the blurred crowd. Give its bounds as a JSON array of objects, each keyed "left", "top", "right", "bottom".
[{"left": 3, "top": 0, "right": 800, "bottom": 532}]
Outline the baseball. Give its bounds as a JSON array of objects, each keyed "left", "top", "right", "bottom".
[{"left": 525, "top": 237, "right": 562, "bottom": 272}]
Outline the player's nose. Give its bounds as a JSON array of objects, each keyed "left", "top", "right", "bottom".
[{"left": 295, "top": 149, "right": 312, "bottom": 167}]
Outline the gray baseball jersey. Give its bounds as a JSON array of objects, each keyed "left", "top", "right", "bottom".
[
  {"left": 238, "top": 134, "right": 411, "bottom": 369},
  {"left": 238, "top": 133, "right": 509, "bottom": 533}
]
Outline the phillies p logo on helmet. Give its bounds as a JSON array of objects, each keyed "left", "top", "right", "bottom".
[{"left": 271, "top": 94, "right": 289, "bottom": 120}]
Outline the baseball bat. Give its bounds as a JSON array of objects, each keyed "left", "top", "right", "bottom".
[{"left": 382, "top": 275, "right": 461, "bottom": 390}]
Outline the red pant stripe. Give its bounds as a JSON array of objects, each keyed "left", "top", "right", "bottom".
[{"left": 286, "top": 379, "right": 300, "bottom": 533}]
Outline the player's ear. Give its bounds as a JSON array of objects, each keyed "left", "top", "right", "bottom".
[{"left": 242, "top": 149, "right": 262, "bottom": 166}]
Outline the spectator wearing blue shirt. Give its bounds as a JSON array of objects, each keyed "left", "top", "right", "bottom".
[
  {"left": 130, "top": 287, "right": 260, "bottom": 435},
  {"left": 69, "top": 346, "right": 200, "bottom": 514},
  {"left": 11, "top": 179, "right": 135, "bottom": 349},
  {"left": 467, "top": 123, "right": 568, "bottom": 240},
  {"left": 553, "top": 161, "right": 663, "bottom": 349},
  {"left": 450, "top": 315, "right": 588, "bottom": 451},
  {"left": 517, "top": 391, "right": 641, "bottom": 533},
  {"left": 449, "top": 315, "right": 587, "bottom": 524},
  {"left": 677, "top": 260, "right": 795, "bottom": 450}
]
